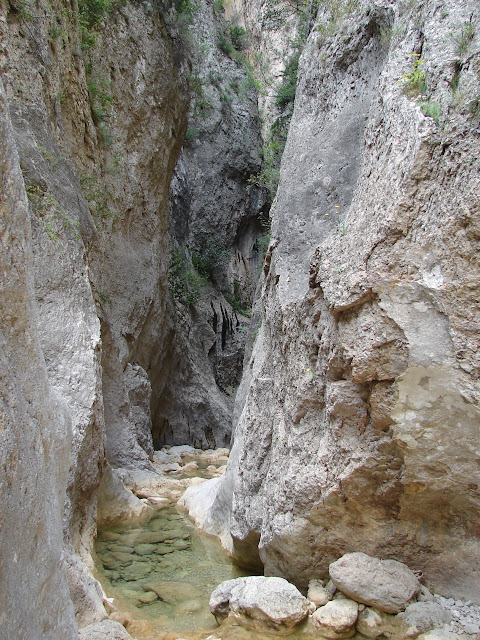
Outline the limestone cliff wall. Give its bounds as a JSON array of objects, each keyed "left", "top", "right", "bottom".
[
  {"left": 154, "top": 0, "right": 268, "bottom": 447},
  {"left": 200, "top": 0, "right": 480, "bottom": 602},
  {"left": 0, "top": 0, "right": 188, "bottom": 633},
  {"left": 0, "top": 77, "right": 78, "bottom": 640}
]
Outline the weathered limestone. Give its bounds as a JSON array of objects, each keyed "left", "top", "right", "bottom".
[
  {"left": 197, "top": 0, "right": 480, "bottom": 602},
  {"left": 329, "top": 552, "right": 420, "bottom": 614},
  {"left": 79, "top": 619, "right": 133, "bottom": 640},
  {"left": 307, "top": 579, "right": 335, "bottom": 607},
  {"left": 96, "top": 466, "right": 154, "bottom": 530},
  {"left": 0, "top": 78, "right": 77, "bottom": 639},
  {"left": 210, "top": 576, "right": 312, "bottom": 630},
  {"left": 0, "top": 0, "right": 189, "bottom": 633},
  {"left": 156, "top": 0, "right": 268, "bottom": 449},
  {"left": 309, "top": 598, "right": 358, "bottom": 639}
]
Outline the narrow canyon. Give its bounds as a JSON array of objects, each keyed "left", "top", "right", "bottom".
[{"left": 0, "top": 0, "right": 479, "bottom": 638}]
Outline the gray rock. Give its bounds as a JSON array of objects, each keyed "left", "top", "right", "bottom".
[
  {"left": 416, "top": 632, "right": 461, "bottom": 640},
  {"left": 97, "top": 466, "right": 154, "bottom": 530},
  {"left": 310, "top": 598, "right": 358, "bottom": 639},
  {"left": 210, "top": 576, "right": 312, "bottom": 630},
  {"left": 329, "top": 553, "right": 420, "bottom": 614},
  {"left": 418, "top": 586, "right": 436, "bottom": 603},
  {"left": 143, "top": 580, "right": 202, "bottom": 605},
  {"left": 0, "top": 78, "right": 78, "bottom": 640},
  {"left": 356, "top": 607, "right": 384, "bottom": 638},
  {"left": 198, "top": 0, "right": 480, "bottom": 604},
  {"left": 308, "top": 579, "right": 332, "bottom": 607},
  {"left": 79, "top": 620, "right": 133, "bottom": 640},
  {"left": 397, "top": 602, "right": 452, "bottom": 637}
]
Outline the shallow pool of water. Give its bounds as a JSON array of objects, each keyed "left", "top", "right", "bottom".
[{"left": 95, "top": 506, "right": 259, "bottom": 633}]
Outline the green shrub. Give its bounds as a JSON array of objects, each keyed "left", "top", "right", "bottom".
[
  {"left": 451, "top": 22, "right": 475, "bottom": 58},
  {"left": 226, "top": 24, "right": 249, "bottom": 51},
  {"left": 217, "top": 31, "right": 234, "bottom": 56},
  {"left": 420, "top": 100, "right": 441, "bottom": 124},
  {"left": 224, "top": 292, "right": 251, "bottom": 317},
  {"left": 87, "top": 76, "right": 113, "bottom": 122},
  {"left": 275, "top": 49, "right": 300, "bottom": 108},
  {"left": 168, "top": 247, "right": 202, "bottom": 305},
  {"left": 25, "top": 185, "right": 80, "bottom": 245},
  {"left": 400, "top": 53, "right": 427, "bottom": 97},
  {"left": 191, "top": 233, "right": 230, "bottom": 281}
]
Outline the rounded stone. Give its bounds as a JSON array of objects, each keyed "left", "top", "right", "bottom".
[{"left": 329, "top": 552, "right": 420, "bottom": 614}]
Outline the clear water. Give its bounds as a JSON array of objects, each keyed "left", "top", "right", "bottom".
[{"left": 95, "top": 505, "right": 259, "bottom": 633}]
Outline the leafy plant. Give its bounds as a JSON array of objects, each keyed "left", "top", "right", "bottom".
[
  {"left": 191, "top": 234, "right": 230, "bottom": 281},
  {"left": 84, "top": 186, "right": 117, "bottom": 220},
  {"left": 249, "top": 113, "right": 289, "bottom": 198},
  {"left": 78, "top": 0, "right": 116, "bottom": 48},
  {"left": 400, "top": 53, "right": 427, "bottom": 97},
  {"left": 184, "top": 127, "right": 199, "bottom": 143},
  {"left": 87, "top": 76, "right": 113, "bottom": 123},
  {"left": 26, "top": 185, "right": 80, "bottom": 245},
  {"left": 168, "top": 247, "right": 202, "bottom": 305},
  {"left": 224, "top": 292, "right": 251, "bottom": 317},
  {"left": 275, "top": 49, "right": 301, "bottom": 108},
  {"left": 7, "top": 0, "right": 33, "bottom": 22},
  {"left": 420, "top": 100, "right": 441, "bottom": 124},
  {"left": 226, "top": 24, "right": 249, "bottom": 51},
  {"left": 450, "top": 22, "right": 475, "bottom": 58},
  {"left": 37, "top": 145, "right": 61, "bottom": 166}
]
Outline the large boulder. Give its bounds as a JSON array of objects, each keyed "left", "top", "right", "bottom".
[
  {"left": 329, "top": 553, "right": 420, "bottom": 614},
  {"left": 209, "top": 576, "right": 313, "bottom": 630}
]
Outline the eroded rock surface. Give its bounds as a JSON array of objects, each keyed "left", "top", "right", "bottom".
[
  {"left": 196, "top": 0, "right": 480, "bottom": 603},
  {"left": 0, "top": 75, "right": 77, "bottom": 640},
  {"left": 0, "top": 0, "right": 189, "bottom": 633},
  {"left": 210, "top": 576, "right": 312, "bottom": 630}
]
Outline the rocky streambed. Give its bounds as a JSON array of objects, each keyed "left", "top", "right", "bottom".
[
  {"left": 94, "top": 447, "right": 261, "bottom": 639},
  {"left": 92, "top": 448, "right": 480, "bottom": 640}
]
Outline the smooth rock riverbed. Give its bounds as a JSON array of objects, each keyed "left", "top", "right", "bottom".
[{"left": 95, "top": 448, "right": 259, "bottom": 635}]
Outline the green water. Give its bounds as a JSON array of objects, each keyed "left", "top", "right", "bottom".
[{"left": 95, "top": 506, "right": 257, "bottom": 633}]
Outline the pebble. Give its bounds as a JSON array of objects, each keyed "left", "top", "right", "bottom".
[{"left": 435, "top": 594, "right": 480, "bottom": 637}]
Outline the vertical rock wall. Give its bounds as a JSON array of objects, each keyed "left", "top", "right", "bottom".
[
  {"left": 0, "top": 78, "right": 77, "bottom": 640},
  {"left": 0, "top": 0, "right": 189, "bottom": 633},
  {"left": 154, "top": 0, "right": 268, "bottom": 448},
  {"left": 202, "top": 0, "right": 480, "bottom": 602}
]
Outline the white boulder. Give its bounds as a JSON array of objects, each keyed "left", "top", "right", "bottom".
[{"left": 210, "top": 576, "right": 312, "bottom": 630}]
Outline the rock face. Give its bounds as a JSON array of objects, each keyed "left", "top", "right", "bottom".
[
  {"left": 210, "top": 576, "right": 312, "bottom": 629},
  {"left": 0, "top": 76, "right": 77, "bottom": 640},
  {"left": 0, "top": 0, "right": 189, "bottom": 634},
  {"left": 154, "top": 0, "right": 268, "bottom": 448},
  {"left": 197, "top": 0, "right": 480, "bottom": 602},
  {"left": 329, "top": 553, "right": 420, "bottom": 614}
]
